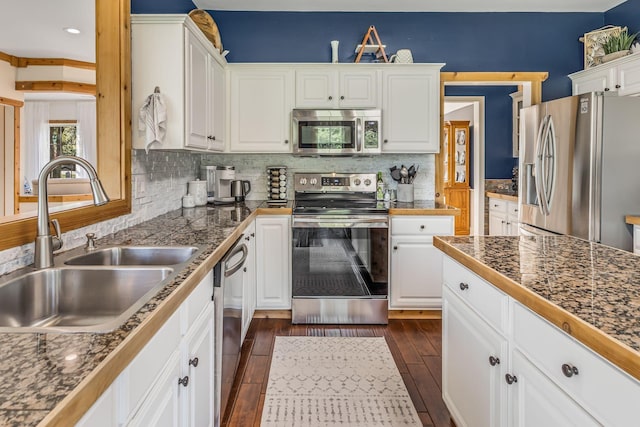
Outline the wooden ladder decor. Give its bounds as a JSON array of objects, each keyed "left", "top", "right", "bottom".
[{"left": 354, "top": 25, "right": 389, "bottom": 63}]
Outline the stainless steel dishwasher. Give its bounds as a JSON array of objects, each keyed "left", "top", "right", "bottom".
[{"left": 213, "top": 235, "right": 248, "bottom": 426}]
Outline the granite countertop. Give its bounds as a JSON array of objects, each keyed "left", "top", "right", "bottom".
[
  {"left": 486, "top": 190, "right": 518, "bottom": 202},
  {"left": 434, "top": 234, "right": 640, "bottom": 381},
  {"left": 388, "top": 200, "right": 459, "bottom": 216},
  {"left": 0, "top": 200, "right": 287, "bottom": 427}
]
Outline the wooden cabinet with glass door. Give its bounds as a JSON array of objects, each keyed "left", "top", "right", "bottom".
[{"left": 443, "top": 121, "right": 470, "bottom": 235}]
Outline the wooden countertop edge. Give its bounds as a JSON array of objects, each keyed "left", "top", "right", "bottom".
[
  {"left": 486, "top": 191, "right": 518, "bottom": 202},
  {"left": 389, "top": 207, "right": 460, "bottom": 216},
  {"left": 38, "top": 212, "right": 262, "bottom": 427},
  {"left": 625, "top": 215, "right": 640, "bottom": 226},
  {"left": 433, "top": 236, "right": 640, "bottom": 382}
]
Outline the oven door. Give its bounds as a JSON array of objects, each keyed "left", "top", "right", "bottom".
[
  {"left": 291, "top": 215, "right": 388, "bottom": 324},
  {"left": 292, "top": 116, "right": 360, "bottom": 155}
]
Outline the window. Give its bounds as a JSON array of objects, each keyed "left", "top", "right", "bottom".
[{"left": 49, "top": 121, "right": 78, "bottom": 178}]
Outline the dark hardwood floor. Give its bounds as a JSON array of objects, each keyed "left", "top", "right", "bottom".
[{"left": 222, "top": 318, "right": 455, "bottom": 427}]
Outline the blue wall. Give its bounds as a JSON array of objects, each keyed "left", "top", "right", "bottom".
[
  {"left": 131, "top": 1, "right": 609, "bottom": 179},
  {"left": 605, "top": 0, "right": 640, "bottom": 30},
  {"left": 446, "top": 86, "right": 518, "bottom": 179}
]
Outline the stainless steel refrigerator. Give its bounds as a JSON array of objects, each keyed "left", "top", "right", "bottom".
[{"left": 519, "top": 91, "right": 640, "bottom": 251}]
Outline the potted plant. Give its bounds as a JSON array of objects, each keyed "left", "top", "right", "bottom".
[{"left": 601, "top": 27, "right": 638, "bottom": 62}]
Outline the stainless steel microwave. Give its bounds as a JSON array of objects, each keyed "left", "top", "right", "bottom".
[{"left": 292, "top": 109, "right": 382, "bottom": 156}]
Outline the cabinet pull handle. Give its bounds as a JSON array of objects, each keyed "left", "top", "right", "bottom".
[
  {"left": 189, "top": 357, "right": 199, "bottom": 368},
  {"left": 505, "top": 373, "right": 518, "bottom": 385},
  {"left": 489, "top": 356, "right": 500, "bottom": 366},
  {"left": 459, "top": 282, "right": 469, "bottom": 291},
  {"left": 251, "top": 233, "right": 255, "bottom": 237},
  {"left": 393, "top": 246, "right": 398, "bottom": 250},
  {"left": 604, "top": 87, "right": 610, "bottom": 91},
  {"left": 384, "top": 139, "right": 389, "bottom": 143},
  {"left": 615, "top": 84, "right": 621, "bottom": 89},
  {"left": 284, "top": 139, "right": 289, "bottom": 144},
  {"left": 340, "top": 95, "right": 345, "bottom": 100},
  {"left": 178, "top": 376, "right": 189, "bottom": 387},
  {"left": 328, "top": 96, "right": 333, "bottom": 100},
  {"left": 561, "top": 363, "right": 579, "bottom": 377},
  {"left": 420, "top": 225, "right": 425, "bottom": 230}
]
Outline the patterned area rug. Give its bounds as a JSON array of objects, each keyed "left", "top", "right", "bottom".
[{"left": 261, "top": 337, "right": 422, "bottom": 427}]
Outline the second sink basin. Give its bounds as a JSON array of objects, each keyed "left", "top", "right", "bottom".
[
  {"left": 64, "top": 246, "right": 200, "bottom": 266},
  {"left": 0, "top": 267, "right": 173, "bottom": 333}
]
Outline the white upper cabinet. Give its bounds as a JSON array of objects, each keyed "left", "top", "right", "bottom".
[
  {"left": 131, "top": 15, "right": 226, "bottom": 152},
  {"left": 295, "top": 68, "right": 379, "bottom": 108},
  {"left": 229, "top": 66, "right": 294, "bottom": 152},
  {"left": 570, "top": 53, "right": 640, "bottom": 96},
  {"left": 381, "top": 65, "right": 443, "bottom": 153}
]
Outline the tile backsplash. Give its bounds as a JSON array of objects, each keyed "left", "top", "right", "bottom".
[{"left": 0, "top": 150, "right": 435, "bottom": 275}]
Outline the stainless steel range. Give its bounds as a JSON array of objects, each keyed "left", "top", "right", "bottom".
[{"left": 292, "top": 173, "right": 389, "bottom": 324}]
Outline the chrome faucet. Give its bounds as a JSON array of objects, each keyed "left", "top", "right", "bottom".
[{"left": 34, "top": 156, "right": 110, "bottom": 269}]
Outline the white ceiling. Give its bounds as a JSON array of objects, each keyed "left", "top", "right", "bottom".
[
  {"left": 0, "top": 0, "right": 95, "bottom": 63},
  {"left": 193, "top": 0, "right": 625, "bottom": 12}
]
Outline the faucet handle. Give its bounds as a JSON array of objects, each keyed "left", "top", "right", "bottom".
[
  {"left": 85, "top": 233, "right": 97, "bottom": 251},
  {"left": 50, "top": 219, "right": 63, "bottom": 251}
]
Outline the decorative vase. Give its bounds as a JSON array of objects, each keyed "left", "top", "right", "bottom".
[{"left": 331, "top": 40, "right": 339, "bottom": 63}]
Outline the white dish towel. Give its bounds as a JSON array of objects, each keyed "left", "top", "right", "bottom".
[{"left": 138, "top": 90, "right": 167, "bottom": 153}]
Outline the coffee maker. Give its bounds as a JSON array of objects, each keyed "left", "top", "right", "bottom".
[{"left": 212, "top": 166, "right": 235, "bottom": 204}]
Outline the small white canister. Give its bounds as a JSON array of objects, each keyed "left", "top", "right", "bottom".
[
  {"left": 188, "top": 180, "right": 208, "bottom": 206},
  {"left": 182, "top": 194, "right": 195, "bottom": 208}
]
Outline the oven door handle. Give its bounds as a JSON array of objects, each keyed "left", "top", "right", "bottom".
[
  {"left": 293, "top": 217, "right": 388, "bottom": 228},
  {"left": 224, "top": 243, "right": 248, "bottom": 277}
]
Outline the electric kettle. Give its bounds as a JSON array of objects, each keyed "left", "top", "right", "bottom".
[{"left": 231, "top": 180, "right": 251, "bottom": 202}]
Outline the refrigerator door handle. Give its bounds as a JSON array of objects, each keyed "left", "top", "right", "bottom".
[
  {"left": 534, "top": 115, "right": 549, "bottom": 215},
  {"left": 542, "top": 116, "right": 557, "bottom": 214},
  {"left": 538, "top": 115, "right": 553, "bottom": 216}
]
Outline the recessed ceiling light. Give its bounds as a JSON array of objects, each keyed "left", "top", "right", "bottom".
[{"left": 64, "top": 27, "right": 81, "bottom": 35}]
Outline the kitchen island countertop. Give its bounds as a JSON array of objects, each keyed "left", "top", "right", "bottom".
[{"left": 434, "top": 234, "right": 640, "bottom": 382}]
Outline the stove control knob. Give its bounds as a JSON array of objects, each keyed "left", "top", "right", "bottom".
[
  {"left": 353, "top": 178, "right": 361, "bottom": 186},
  {"left": 364, "top": 178, "right": 372, "bottom": 186},
  {"left": 299, "top": 178, "right": 307, "bottom": 185},
  {"left": 310, "top": 178, "right": 318, "bottom": 185}
]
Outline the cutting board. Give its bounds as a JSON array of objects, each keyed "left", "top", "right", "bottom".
[{"left": 188, "top": 9, "right": 223, "bottom": 53}]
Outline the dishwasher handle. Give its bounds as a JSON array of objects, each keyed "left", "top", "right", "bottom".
[{"left": 224, "top": 243, "right": 248, "bottom": 277}]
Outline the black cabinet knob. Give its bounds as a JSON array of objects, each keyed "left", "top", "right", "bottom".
[
  {"left": 328, "top": 96, "right": 333, "bottom": 100},
  {"left": 489, "top": 356, "right": 500, "bottom": 366},
  {"left": 189, "top": 357, "right": 199, "bottom": 368},
  {"left": 505, "top": 373, "right": 517, "bottom": 385},
  {"left": 384, "top": 139, "right": 389, "bottom": 143},
  {"left": 178, "top": 376, "right": 189, "bottom": 387},
  {"left": 604, "top": 87, "right": 610, "bottom": 91},
  {"left": 420, "top": 225, "right": 425, "bottom": 230},
  {"left": 284, "top": 140, "right": 289, "bottom": 144},
  {"left": 459, "top": 282, "right": 469, "bottom": 291},
  {"left": 562, "top": 363, "right": 579, "bottom": 378},
  {"left": 615, "top": 84, "right": 621, "bottom": 89},
  {"left": 340, "top": 96, "right": 345, "bottom": 100},
  {"left": 393, "top": 246, "right": 398, "bottom": 250}
]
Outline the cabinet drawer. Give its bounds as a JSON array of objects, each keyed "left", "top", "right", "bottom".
[
  {"left": 119, "top": 309, "right": 181, "bottom": 422},
  {"left": 488, "top": 198, "right": 507, "bottom": 213},
  {"left": 391, "top": 216, "right": 454, "bottom": 236},
  {"left": 442, "top": 257, "right": 508, "bottom": 333},
  {"left": 184, "top": 270, "right": 213, "bottom": 333},
  {"left": 512, "top": 302, "right": 640, "bottom": 426}
]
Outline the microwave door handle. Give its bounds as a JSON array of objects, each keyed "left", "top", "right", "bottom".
[
  {"left": 356, "top": 117, "right": 362, "bottom": 152},
  {"left": 533, "top": 116, "right": 547, "bottom": 215}
]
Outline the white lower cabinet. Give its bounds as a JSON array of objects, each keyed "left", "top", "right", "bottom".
[
  {"left": 255, "top": 216, "right": 291, "bottom": 309},
  {"left": 442, "top": 287, "right": 507, "bottom": 427},
  {"left": 488, "top": 197, "right": 519, "bottom": 236},
  {"left": 77, "top": 270, "right": 215, "bottom": 427},
  {"left": 389, "top": 216, "right": 454, "bottom": 308},
  {"left": 442, "top": 255, "right": 640, "bottom": 427}
]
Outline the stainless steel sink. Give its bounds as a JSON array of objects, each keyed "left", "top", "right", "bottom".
[
  {"left": 0, "top": 267, "right": 173, "bottom": 333},
  {"left": 64, "top": 246, "right": 200, "bottom": 266}
]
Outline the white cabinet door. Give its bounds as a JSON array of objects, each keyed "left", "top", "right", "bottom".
[
  {"left": 256, "top": 216, "right": 291, "bottom": 309},
  {"left": 185, "top": 29, "right": 210, "bottom": 150},
  {"left": 616, "top": 57, "right": 640, "bottom": 96},
  {"left": 571, "top": 65, "right": 616, "bottom": 95},
  {"left": 128, "top": 351, "right": 182, "bottom": 427},
  {"left": 295, "top": 69, "right": 378, "bottom": 108},
  {"left": 183, "top": 305, "right": 215, "bottom": 427},
  {"left": 390, "top": 236, "right": 443, "bottom": 308},
  {"left": 381, "top": 67, "right": 441, "bottom": 153},
  {"left": 506, "top": 201, "right": 519, "bottom": 236},
  {"left": 443, "top": 288, "right": 507, "bottom": 427},
  {"left": 75, "top": 384, "right": 116, "bottom": 427},
  {"left": 489, "top": 210, "right": 507, "bottom": 236},
  {"left": 229, "top": 68, "right": 294, "bottom": 152},
  {"left": 242, "top": 221, "right": 257, "bottom": 339},
  {"left": 209, "top": 58, "right": 226, "bottom": 151},
  {"left": 509, "top": 349, "right": 600, "bottom": 427}
]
